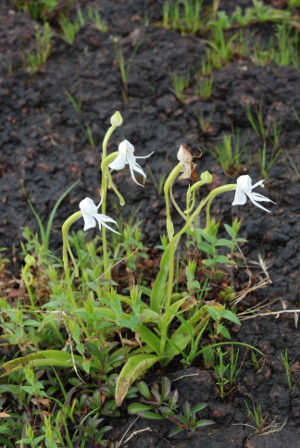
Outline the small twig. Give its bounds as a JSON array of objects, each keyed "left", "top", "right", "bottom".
[
  {"left": 171, "top": 372, "right": 200, "bottom": 383},
  {"left": 97, "top": 246, "right": 140, "bottom": 282},
  {"left": 240, "top": 309, "right": 300, "bottom": 320},
  {"left": 118, "top": 417, "right": 153, "bottom": 447}
]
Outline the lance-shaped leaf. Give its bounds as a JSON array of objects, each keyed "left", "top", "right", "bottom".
[
  {"left": 115, "top": 354, "right": 163, "bottom": 406},
  {"left": 1, "top": 350, "right": 84, "bottom": 376}
]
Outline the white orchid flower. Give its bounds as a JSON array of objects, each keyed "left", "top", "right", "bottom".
[
  {"left": 232, "top": 175, "right": 275, "bottom": 213},
  {"left": 79, "top": 197, "right": 120, "bottom": 233},
  {"left": 109, "top": 139, "right": 154, "bottom": 186}
]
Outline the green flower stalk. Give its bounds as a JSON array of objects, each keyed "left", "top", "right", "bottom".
[
  {"left": 62, "top": 211, "right": 82, "bottom": 306},
  {"left": 62, "top": 198, "right": 119, "bottom": 304},
  {"left": 22, "top": 254, "right": 36, "bottom": 307},
  {"left": 100, "top": 111, "right": 123, "bottom": 274}
]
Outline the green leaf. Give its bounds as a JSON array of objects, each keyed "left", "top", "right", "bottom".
[
  {"left": 150, "top": 244, "right": 172, "bottom": 312},
  {"left": 222, "top": 310, "right": 241, "bottom": 326},
  {"left": 137, "top": 381, "right": 152, "bottom": 400},
  {"left": 169, "top": 426, "right": 184, "bottom": 437},
  {"left": 192, "top": 402, "right": 207, "bottom": 413},
  {"left": 127, "top": 403, "right": 153, "bottom": 414},
  {"left": 224, "top": 224, "right": 233, "bottom": 237},
  {"left": 139, "top": 411, "right": 164, "bottom": 419},
  {"left": 217, "top": 324, "right": 231, "bottom": 339},
  {"left": 115, "top": 354, "right": 163, "bottom": 406},
  {"left": 139, "top": 324, "right": 161, "bottom": 355},
  {"left": 161, "top": 297, "right": 187, "bottom": 329},
  {"left": 1, "top": 350, "right": 84, "bottom": 376},
  {"left": 197, "top": 242, "right": 214, "bottom": 255},
  {"left": 195, "top": 419, "right": 215, "bottom": 428},
  {"left": 215, "top": 239, "right": 235, "bottom": 249}
]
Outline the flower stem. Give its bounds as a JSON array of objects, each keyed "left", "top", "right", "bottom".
[
  {"left": 164, "top": 163, "right": 183, "bottom": 240},
  {"left": 62, "top": 211, "right": 82, "bottom": 307},
  {"left": 100, "top": 125, "right": 119, "bottom": 276}
]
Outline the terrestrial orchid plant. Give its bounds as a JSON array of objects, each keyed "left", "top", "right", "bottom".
[{"left": 3, "top": 111, "right": 274, "bottom": 408}]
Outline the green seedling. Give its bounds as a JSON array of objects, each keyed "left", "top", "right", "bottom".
[
  {"left": 112, "top": 37, "right": 142, "bottom": 102},
  {"left": 59, "top": 13, "right": 81, "bottom": 44},
  {"left": 244, "top": 401, "right": 268, "bottom": 432},
  {"left": 81, "top": 122, "right": 97, "bottom": 149},
  {"left": 172, "top": 71, "right": 190, "bottom": 101},
  {"left": 23, "top": 22, "right": 52, "bottom": 74},
  {"left": 196, "top": 75, "right": 213, "bottom": 100},
  {"left": 86, "top": 6, "right": 108, "bottom": 32},
  {"left": 213, "top": 347, "right": 243, "bottom": 399},
  {"left": 281, "top": 349, "right": 293, "bottom": 389},
  {"left": 208, "top": 132, "right": 244, "bottom": 175},
  {"left": 128, "top": 376, "right": 179, "bottom": 419},
  {"left": 168, "top": 401, "right": 214, "bottom": 436},
  {"left": 163, "top": 0, "right": 205, "bottom": 35},
  {"left": 65, "top": 91, "right": 82, "bottom": 112},
  {"left": 16, "top": 0, "right": 59, "bottom": 22},
  {"left": 245, "top": 103, "right": 266, "bottom": 141},
  {"left": 258, "top": 142, "right": 282, "bottom": 180}
]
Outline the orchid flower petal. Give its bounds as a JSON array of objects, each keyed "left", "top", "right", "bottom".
[
  {"left": 247, "top": 194, "right": 272, "bottom": 213},
  {"left": 82, "top": 214, "right": 97, "bottom": 231},
  {"left": 79, "top": 197, "right": 119, "bottom": 233},
  {"left": 129, "top": 164, "right": 144, "bottom": 186},
  {"left": 232, "top": 175, "right": 274, "bottom": 213},
  {"left": 109, "top": 139, "right": 154, "bottom": 186},
  {"left": 109, "top": 153, "right": 127, "bottom": 170},
  {"left": 232, "top": 188, "right": 247, "bottom": 206}
]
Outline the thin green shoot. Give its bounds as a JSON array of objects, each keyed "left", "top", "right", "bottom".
[
  {"left": 172, "top": 71, "right": 190, "bottom": 102},
  {"left": 258, "top": 142, "right": 282, "bottom": 180},
  {"left": 65, "top": 91, "right": 82, "bottom": 112},
  {"left": 59, "top": 13, "right": 81, "bottom": 45},
  {"left": 196, "top": 75, "right": 213, "bottom": 100},
  {"left": 24, "top": 180, "right": 79, "bottom": 253},
  {"left": 245, "top": 103, "right": 266, "bottom": 141},
  {"left": 163, "top": 0, "right": 205, "bottom": 35},
  {"left": 244, "top": 401, "right": 268, "bottom": 431},
  {"left": 281, "top": 349, "right": 293, "bottom": 389},
  {"left": 23, "top": 22, "right": 52, "bottom": 75},
  {"left": 208, "top": 132, "right": 243, "bottom": 175},
  {"left": 112, "top": 37, "right": 143, "bottom": 102}
]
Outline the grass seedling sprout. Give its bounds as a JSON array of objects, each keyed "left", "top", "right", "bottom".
[{"left": 281, "top": 349, "right": 293, "bottom": 389}]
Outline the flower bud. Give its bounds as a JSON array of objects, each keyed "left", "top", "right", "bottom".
[{"left": 110, "top": 111, "right": 123, "bottom": 127}]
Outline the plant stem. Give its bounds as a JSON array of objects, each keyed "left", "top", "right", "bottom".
[
  {"left": 100, "top": 124, "right": 119, "bottom": 275},
  {"left": 62, "top": 211, "right": 82, "bottom": 307},
  {"left": 164, "top": 163, "right": 183, "bottom": 240}
]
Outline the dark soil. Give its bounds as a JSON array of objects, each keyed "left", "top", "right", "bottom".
[{"left": 0, "top": 0, "right": 300, "bottom": 447}]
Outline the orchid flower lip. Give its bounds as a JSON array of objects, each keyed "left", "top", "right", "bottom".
[
  {"left": 108, "top": 139, "right": 154, "bottom": 186},
  {"left": 79, "top": 197, "right": 120, "bottom": 234},
  {"left": 232, "top": 175, "right": 275, "bottom": 213}
]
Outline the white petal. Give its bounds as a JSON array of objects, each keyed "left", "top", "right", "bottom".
[
  {"left": 95, "top": 213, "right": 120, "bottom": 234},
  {"left": 128, "top": 164, "right": 143, "bottom": 186},
  {"left": 252, "top": 179, "right": 265, "bottom": 189},
  {"left": 79, "top": 197, "right": 98, "bottom": 215},
  {"left": 109, "top": 153, "right": 127, "bottom": 170},
  {"left": 250, "top": 192, "right": 275, "bottom": 203},
  {"left": 247, "top": 194, "right": 272, "bottom": 213},
  {"left": 135, "top": 151, "right": 155, "bottom": 160},
  {"left": 119, "top": 139, "right": 135, "bottom": 156},
  {"left": 232, "top": 187, "right": 247, "bottom": 206},
  {"left": 82, "top": 214, "right": 96, "bottom": 231},
  {"left": 236, "top": 175, "right": 252, "bottom": 194},
  {"left": 129, "top": 160, "right": 147, "bottom": 179}
]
